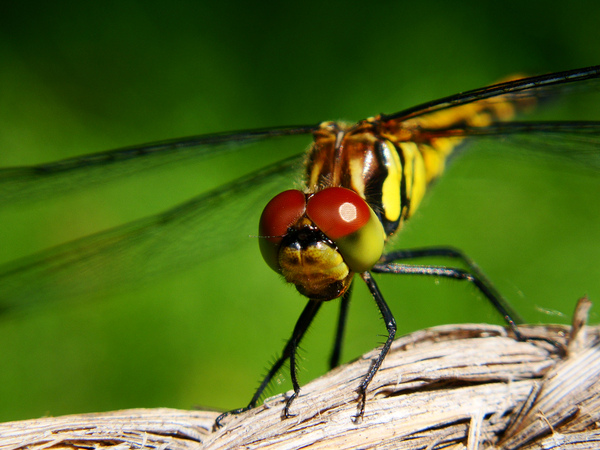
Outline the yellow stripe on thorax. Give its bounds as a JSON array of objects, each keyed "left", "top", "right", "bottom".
[
  {"left": 397, "top": 142, "right": 426, "bottom": 219},
  {"left": 379, "top": 140, "right": 402, "bottom": 223}
]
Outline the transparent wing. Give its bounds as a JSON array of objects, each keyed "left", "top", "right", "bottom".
[
  {"left": 423, "top": 121, "right": 600, "bottom": 171},
  {"left": 382, "top": 65, "right": 600, "bottom": 122},
  {"left": 0, "top": 124, "right": 317, "bottom": 205},
  {"left": 0, "top": 153, "right": 305, "bottom": 313}
]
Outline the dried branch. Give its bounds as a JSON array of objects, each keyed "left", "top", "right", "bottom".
[{"left": 1, "top": 298, "right": 599, "bottom": 450}]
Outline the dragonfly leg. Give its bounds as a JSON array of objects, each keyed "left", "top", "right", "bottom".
[
  {"left": 354, "top": 271, "right": 396, "bottom": 423},
  {"left": 376, "top": 246, "right": 525, "bottom": 334},
  {"left": 373, "top": 256, "right": 566, "bottom": 353},
  {"left": 283, "top": 299, "right": 322, "bottom": 419},
  {"left": 214, "top": 298, "right": 322, "bottom": 429},
  {"left": 328, "top": 286, "right": 352, "bottom": 370}
]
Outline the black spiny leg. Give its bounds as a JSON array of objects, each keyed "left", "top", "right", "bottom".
[
  {"left": 283, "top": 298, "right": 322, "bottom": 418},
  {"left": 375, "top": 247, "right": 525, "bottom": 338},
  {"left": 329, "top": 286, "right": 352, "bottom": 370},
  {"left": 354, "top": 271, "right": 397, "bottom": 423},
  {"left": 374, "top": 247, "right": 564, "bottom": 351},
  {"left": 214, "top": 299, "right": 322, "bottom": 429}
]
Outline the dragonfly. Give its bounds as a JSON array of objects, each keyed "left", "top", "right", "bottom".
[{"left": 1, "top": 65, "right": 599, "bottom": 426}]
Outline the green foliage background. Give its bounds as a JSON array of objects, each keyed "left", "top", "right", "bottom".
[{"left": 1, "top": 1, "right": 599, "bottom": 422}]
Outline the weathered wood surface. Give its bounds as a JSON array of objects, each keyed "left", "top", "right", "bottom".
[{"left": 1, "top": 299, "right": 599, "bottom": 449}]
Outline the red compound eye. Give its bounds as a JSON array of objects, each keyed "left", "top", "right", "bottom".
[
  {"left": 259, "top": 189, "right": 306, "bottom": 273},
  {"left": 306, "top": 187, "right": 371, "bottom": 240},
  {"left": 259, "top": 189, "right": 306, "bottom": 242},
  {"left": 258, "top": 189, "right": 306, "bottom": 242}
]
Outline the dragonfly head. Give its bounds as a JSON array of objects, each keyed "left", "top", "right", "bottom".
[{"left": 259, "top": 187, "right": 386, "bottom": 300}]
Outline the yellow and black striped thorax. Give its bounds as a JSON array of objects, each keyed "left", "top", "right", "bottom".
[{"left": 305, "top": 82, "right": 537, "bottom": 239}]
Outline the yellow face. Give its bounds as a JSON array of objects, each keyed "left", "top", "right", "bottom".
[{"left": 278, "top": 230, "right": 352, "bottom": 300}]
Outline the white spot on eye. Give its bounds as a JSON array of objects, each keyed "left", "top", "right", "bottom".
[{"left": 339, "top": 202, "right": 357, "bottom": 222}]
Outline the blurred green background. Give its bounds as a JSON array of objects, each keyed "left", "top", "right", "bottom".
[{"left": 1, "top": 1, "right": 599, "bottom": 423}]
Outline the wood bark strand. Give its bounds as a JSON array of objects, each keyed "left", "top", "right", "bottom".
[{"left": 1, "top": 299, "right": 598, "bottom": 449}]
